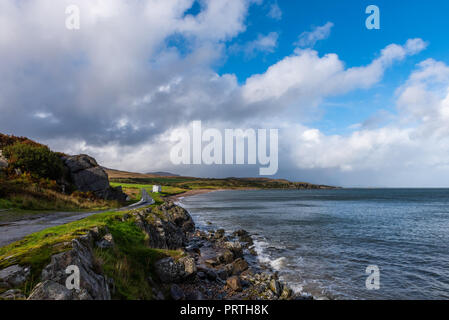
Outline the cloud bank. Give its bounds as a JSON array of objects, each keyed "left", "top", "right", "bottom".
[{"left": 0, "top": 0, "right": 446, "bottom": 186}]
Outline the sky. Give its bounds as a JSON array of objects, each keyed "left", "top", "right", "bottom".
[{"left": 1, "top": 0, "right": 449, "bottom": 187}]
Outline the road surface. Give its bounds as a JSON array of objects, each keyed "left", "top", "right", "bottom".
[{"left": 0, "top": 189, "right": 154, "bottom": 248}]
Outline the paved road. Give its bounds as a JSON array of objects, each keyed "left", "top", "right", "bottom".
[{"left": 0, "top": 189, "right": 154, "bottom": 248}]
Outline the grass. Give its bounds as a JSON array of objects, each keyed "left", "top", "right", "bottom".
[
  {"left": 93, "top": 219, "right": 184, "bottom": 299},
  {"left": 110, "top": 182, "right": 187, "bottom": 203},
  {"left": 0, "top": 186, "right": 121, "bottom": 223},
  {"left": 0, "top": 190, "right": 119, "bottom": 211},
  {"left": 0, "top": 174, "right": 120, "bottom": 212},
  {"left": 0, "top": 210, "right": 122, "bottom": 294},
  {"left": 0, "top": 206, "right": 185, "bottom": 299}
]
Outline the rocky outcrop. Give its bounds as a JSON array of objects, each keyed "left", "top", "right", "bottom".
[
  {"left": 184, "top": 226, "right": 304, "bottom": 300},
  {"left": 22, "top": 202, "right": 196, "bottom": 300},
  {"left": 28, "top": 228, "right": 112, "bottom": 300},
  {"left": 28, "top": 281, "right": 75, "bottom": 300},
  {"left": 0, "top": 265, "right": 30, "bottom": 289},
  {"left": 62, "top": 154, "right": 126, "bottom": 202},
  {"left": 159, "top": 201, "right": 196, "bottom": 233},
  {"left": 154, "top": 257, "right": 196, "bottom": 283},
  {"left": 130, "top": 201, "right": 195, "bottom": 250}
]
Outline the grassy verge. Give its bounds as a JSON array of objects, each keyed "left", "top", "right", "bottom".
[
  {"left": 0, "top": 206, "right": 184, "bottom": 299},
  {"left": 93, "top": 218, "right": 183, "bottom": 299},
  {"left": 0, "top": 191, "right": 119, "bottom": 211},
  {"left": 0, "top": 210, "right": 122, "bottom": 293}
]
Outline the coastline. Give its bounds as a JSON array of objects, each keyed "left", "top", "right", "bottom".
[
  {"left": 166, "top": 189, "right": 226, "bottom": 201},
  {"left": 170, "top": 189, "right": 316, "bottom": 300},
  {"left": 166, "top": 188, "right": 260, "bottom": 201},
  {"left": 0, "top": 196, "right": 304, "bottom": 300}
]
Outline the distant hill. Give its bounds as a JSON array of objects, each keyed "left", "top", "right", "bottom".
[
  {"left": 104, "top": 168, "right": 166, "bottom": 179},
  {"left": 106, "top": 168, "right": 338, "bottom": 190},
  {"left": 146, "top": 172, "right": 180, "bottom": 177}
]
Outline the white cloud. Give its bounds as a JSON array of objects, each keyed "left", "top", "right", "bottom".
[
  {"left": 0, "top": 0, "right": 442, "bottom": 186},
  {"left": 179, "top": 0, "right": 251, "bottom": 41},
  {"left": 268, "top": 2, "right": 282, "bottom": 20},
  {"left": 242, "top": 39, "right": 427, "bottom": 105},
  {"left": 295, "top": 22, "right": 334, "bottom": 48},
  {"left": 247, "top": 32, "right": 278, "bottom": 54},
  {"left": 0, "top": 0, "right": 252, "bottom": 146},
  {"left": 284, "top": 58, "right": 449, "bottom": 186},
  {"left": 230, "top": 32, "right": 279, "bottom": 58}
]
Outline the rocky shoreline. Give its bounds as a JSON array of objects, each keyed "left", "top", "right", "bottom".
[
  {"left": 137, "top": 200, "right": 310, "bottom": 300},
  {"left": 0, "top": 200, "right": 309, "bottom": 300}
]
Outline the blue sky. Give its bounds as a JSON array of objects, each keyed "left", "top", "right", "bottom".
[
  {"left": 222, "top": 0, "right": 449, "bottom": 77},
  {"left": 2, "top": 0, "right": 449, "bottom": 187},
  {"left": 217, "top": 0, "right": 449, "bottom": 135}
]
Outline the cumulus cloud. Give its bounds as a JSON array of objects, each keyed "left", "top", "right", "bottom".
[
  {"left": 0, "top": 0, "right": 440, "bottom": 186},
  {"left": 295, "top": 22, "right": 334, "bottom": 48},
  {"left": 286, "top": 58, "right": 449, "bottom": 187},
  {"left": 0, "top": 0, "right": 252, "bottom": 146},
  {"left": 242, "top": 39, "right": 427, "bottom": 105}
]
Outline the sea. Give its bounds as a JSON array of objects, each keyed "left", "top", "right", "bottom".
[{"left": 178, "top": 189, "right": 449, "bottom": 300}]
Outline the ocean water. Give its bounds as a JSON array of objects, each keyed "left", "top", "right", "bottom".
[{"left": 179, "top": 189, "right": 449, "bottom": 300}]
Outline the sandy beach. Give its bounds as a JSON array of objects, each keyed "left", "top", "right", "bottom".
[{"left": 166, "top": 188, "right": 261, "bottom": 202}]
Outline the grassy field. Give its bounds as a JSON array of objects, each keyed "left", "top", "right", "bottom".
[{"left": 111, "top": 182, "right": 187, "bottom": 204}]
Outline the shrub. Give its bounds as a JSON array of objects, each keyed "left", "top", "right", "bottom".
[
  {"left": 0, "top": 133, "right": 43, "bottom": 149},
  {"left": 3, "top": 142, "right": 64, "bottom": 180}
]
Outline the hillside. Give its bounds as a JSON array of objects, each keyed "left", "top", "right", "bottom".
[
  {"left": 0, "top": 133, "right": 126, "bottom": 211},
  {"left": 105, "top": 168, "right": 337, "bottom": 191}
]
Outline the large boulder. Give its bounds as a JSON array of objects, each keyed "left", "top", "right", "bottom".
[
  {"left": 63, "top": 155, "right": 109, "bottom": 193},
  {"left": 62, "top": 154, "right": 126, "bottom": 202}
]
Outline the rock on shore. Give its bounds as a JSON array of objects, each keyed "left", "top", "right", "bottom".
[{"left": 0, "top": 200, "right": 304, "bottom": 300}]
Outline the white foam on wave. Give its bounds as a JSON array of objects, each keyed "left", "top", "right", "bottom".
[
  {"left": 288, "top": 282, "right": 305, "bottom": 295},
  {"left": 253, "top": 239, "right": 271, "bottom": 264},
  {"left": 252, "top": 239, "right": 288, "bottom": 271},
  {"left": 253, "top": 238, "right": 315, "bottom": 298},
  {"left": 270, "top": 257, "right": 287, "bottom": 270}
]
